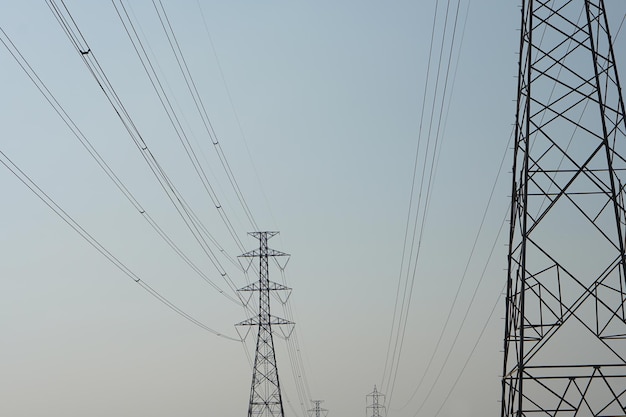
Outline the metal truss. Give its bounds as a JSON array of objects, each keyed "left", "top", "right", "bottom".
[
  {"left": 501, "top": 1, "right": 626, "bottom": 416},
  {"left": 367, "top": 386, "right": 386, "bottom": 417},
  {"left": 237, "top": 232, "right": 292, "bottom": 417},
  {"left": 308, "top": 400, "right": 329, "bottom": 417}
]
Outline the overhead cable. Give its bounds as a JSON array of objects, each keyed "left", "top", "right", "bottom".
[
  {"left": 0, "top": 140, "right": 238, "bottom": 341},
  {"left": 412, "top": 207, "right": 509, "bottom": 417},
  {"left": 400, "top": 127, "right": 511, "bottom": 413},
  {"left": 45, "top": 0, "right": 247, "bottom": 305},
  {"left": 432, "top": 283, "right": 505, "bottom": 417},
  {"left": 150, "top": 0, "right": 259, "bottom": 232},
  {"left": 110, "top": 0, "right": 248, "bottom": 254},
  {"left": 382, "top": 0, "right": 468, "bottom": 409},
  {"left": 195, "top": 0, "right": 279, "bottom": 232},
  {"left": 0, "top": 22, "right": 243, "bottom": 306},
  {"left": 401, "top": 4, "right": 589, "bottom": 413}
]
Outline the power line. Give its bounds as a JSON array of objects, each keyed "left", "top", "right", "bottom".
[
  {"left": 433, "top": 283, "right": 505, "bottom": 417},
  {"left": 4, "top": 13, "right": 245, "bottom": 310},
  {"left": 381, "top": 0, "right": 444, "bottom": 395},
  {"left": 402, "top": 3, "right": 617, "bottom": 412},
  {"left": 0, "top": 21, "right": 244, "bottom": 306},
  {"left": 275, "top": 267, "right": 314, "bottom": 417},
  {"left": 150, "top": 0, "right": 259, "bottom": 232},
  {"left": 399, "top": 126, "right": 511, "bottom": 412},
  {"left": 194, "top": 0, "right": 280, "bottom": 233},
  {"left": 382, "top": 0, "right": 469, "bottom": 408},
  {"left": 45, "top": 0, "right": 248, "bottom": 304},
  {"left": 412, "top": 206, "right": 509, "bottom": 417},
  {"left": 0, "top": 143, "right": 238, "bottom": 341},
  {"left": 110, "top": 0, "right": 249, "bottom": 255},
  {"left": 141, "top": 5, "right": 319, "bottom": 411},
  {"left": 103, "top": 5, "right": 317, "bottom": 409}
]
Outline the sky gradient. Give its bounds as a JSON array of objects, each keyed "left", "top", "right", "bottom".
[{"left": 1, "top": 1, "right": 625, "bottom": 417}]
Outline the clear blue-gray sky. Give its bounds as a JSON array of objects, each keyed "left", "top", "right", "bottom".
[{"left": 1, "top": 1, "right": 625, "bottom": 417}]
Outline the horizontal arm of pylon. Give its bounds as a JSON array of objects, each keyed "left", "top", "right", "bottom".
[
  {"left": 248, "top": 231, "right": 279, "bottom": 239},
  {"left": 236, "top": 315, "right": 294, "bottom": 327},
  {"left": 239, "top": 248, "right": 289, "bottom": 258},
  {"left": 238, "top": 281, "right": 291, "bottom": 292}
]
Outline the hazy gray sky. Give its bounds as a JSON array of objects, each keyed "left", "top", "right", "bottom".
[{"left": 1, "top": 1, "right": 625, "bottom": 417}]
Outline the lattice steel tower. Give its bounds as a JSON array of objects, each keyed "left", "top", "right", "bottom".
[
  {"left": 502, "top": 1, "right": 626, "bottom": 416},
  {"left": 308, "top": 400, "right": 328, "bottom": 417},
  {"left": 366, "top": 386, "right": 385, "bottom": 417},
  {"left": 237, "top": 232, "right": 292, "bottom": 417}
]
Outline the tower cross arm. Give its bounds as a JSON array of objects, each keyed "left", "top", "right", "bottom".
[
  {"left": 236, "top": 315, "right": 294, "bottom": 327},
  {"left": 239, "top": 248, "right": 290, "bottom": 258},
  {"left": 238, "top": 281, "right": 291, "bottom": 292}
]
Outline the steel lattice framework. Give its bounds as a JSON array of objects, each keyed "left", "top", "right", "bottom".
[
  {"left": 501, "top": 1, "right": 626, "bottom": 416},
  {"left": 238, "top": 232, "right": 292, "bottom": 417},
  {"left": 366, "top": 386, "right": 385, "bottom": 417},
  {"left": 308, "top": 400, "right": 329, "bottom": 417}
]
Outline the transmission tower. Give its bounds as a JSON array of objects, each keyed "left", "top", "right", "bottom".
[
  {"left": 502, "top": 1, "right": 626, "bottom": 417},
  {"left": 366, "top": 386, "right": 385, "bottom": 417},
  {"left": 237, "top": 232, "right": 292, "bottom": 417},
  {"left": 308, "top": 400, "right": 329, "bottom": 417}
]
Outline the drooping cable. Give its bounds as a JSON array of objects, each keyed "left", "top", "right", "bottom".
[
  {"left": 381, "top": 0, "right": 444, "bottom": 394},
  {"left": 0, "top": 21, "right": 243, "bottom": 306},
  {"left": 432, "top": 283, "right": 506, "bottom": 417},
  {"left": 278, "top": 267, "right": 314, "bottom": 417},
  {"left": 0, "top": 138, "right": 238, "bottom": 341},
  {"left": 405, "top": 4, "right": 604, "bottom": 412},
  {"left": 45, "top": 0, "right": 248, "bottom": 305},
  {"left": 401, "top": 3, "right": 592, "bottom": 412},
  {"left": 389, "top": 2, "right": 465, "bottom": 406},
  {"left": 151, "top": 4, "right": 315, "bottom": 409},
  {"left": 47, "top": 1, "right": 317, "bottom": 411},
  {"left": 149, "top": 0, "right": 259, "bottom": 232},
  {"left": 399, "top": 127, "right": 511, "bottom": 412},
  {"left": 110, "top": 0, "right": 249, "bottom": 255},
  {"left": 194, "top": 0, "right": 280, "bottom": 232},
  {"left": 412, "top": 206, "right": 509, "bottom": 416},
  {"left": 285, "top": 331, "right": 310, "bottom": 417},
  {"left": 382, "top": 0, "right": 467, "bottom": 409},
  {"left": 616, "top": 12, "right": 625, "bottom": 39},
  {"left": 120, "top": 0, "right": 250, "bottom": 278}
]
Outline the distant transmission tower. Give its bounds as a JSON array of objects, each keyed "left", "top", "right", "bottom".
[
  {"left": 308, "top": 400, "right": 329, "bottom": 417},
  {"left": 237, "top": 232, "right": 292, "bottom": 417},
  {"left": 502, "top": 1, "right": 626, "bottom": 417},
  {"left": 366, "top": 386, "right": 385, "bottom": 417}
]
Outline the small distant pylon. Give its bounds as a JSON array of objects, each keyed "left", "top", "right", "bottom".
[
  {"left": 366, "top": 386, "right": 385, "bottom": 417},
  {"left": 308, "top": 400, "right": 328, "bottom": 417},
  {"left": 236, "top": 232, "right": 292, "bottom": 417}
]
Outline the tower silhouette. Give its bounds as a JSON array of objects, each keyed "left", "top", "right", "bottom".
[
  {"left": 502, "top": 1, "right": 626, "bottom": 417},
  {"left": 366, "top": 386, "right": 385, "bottom": 417},
  {"left": 237, "top": 232, "right": 292, "bottom": 417},
  {"left": 308, "top": 400, "right": 328, "bottom": 417}
]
